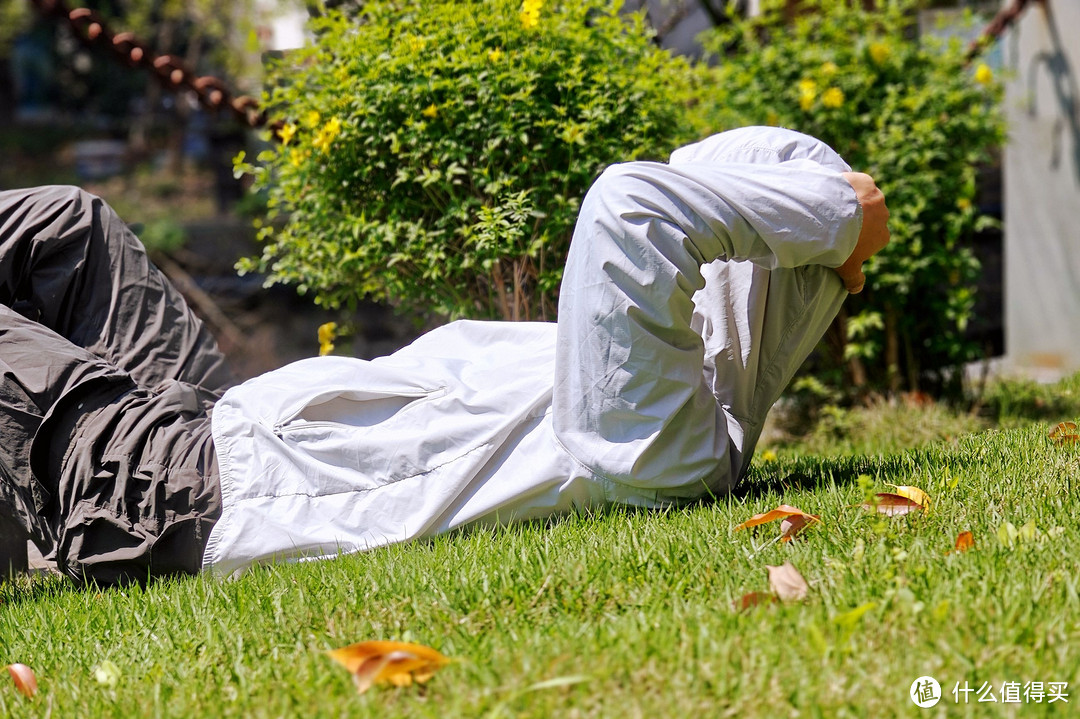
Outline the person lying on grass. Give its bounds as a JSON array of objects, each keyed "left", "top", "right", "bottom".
[{"left": 0, "top": 126, "right": 889, "bottom": 584}]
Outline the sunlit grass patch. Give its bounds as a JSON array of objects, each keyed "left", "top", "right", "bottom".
[{"left": 2, "top": 375, "right": 1079, "bottom": 716}]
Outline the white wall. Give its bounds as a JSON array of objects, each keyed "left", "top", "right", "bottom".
[
  {"left": 255, "top": 0, "right": 309, "bottom": 52},
  {"left": 1002, "top": 0, "right": 1080, "bottom": 380}
]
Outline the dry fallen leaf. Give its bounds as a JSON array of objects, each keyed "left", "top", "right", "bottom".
[
  {"left": 860, "top": 493, "right": 924, "bottom": 516},
  {"left": 327, "top": 640, "right": 450, "bottom": 694},
  {"left": 766, "top": 562, "right": 809, "bottom": 602},
  {"left": 6, "top": 663, "right": 37, "bottom": 698},
  {"left": 732, "top": 591, "right": 776, "bottom": 612},
  {"left": 778, "top": 514, "right": 815, "bottom": 542},
  {"left": 954, "top": 530, "right": 974, "bottom": 553},
  {"left": 735, "top": 504, "right": 820, "bottom": 541},
  {"left": 1049, "top": 421, "right": 1079, "bottom": 446}
]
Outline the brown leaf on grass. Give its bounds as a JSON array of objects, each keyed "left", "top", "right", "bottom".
[
  {"left": 1049, "top": 421, "right": 1079, "bottom": 446},
  {"left": 732, "top": 591, "right": 777, "bottom": 612},
  {"left": 327, "top": 641, "right": 451, "bottom": 695},
  {"left": 954, "top": 530, "right": 974, "bottom": 553},
  {"left": 860, "top": 493, "right": 924, "bottom": 516},
  {"left": 778, "top": 514, "right": 815, "bottom": 542},
  {"left": 766, "top": 562, "right": 808, "bottom": 602},
  {"left": 6, "top": 663, "right": 37, "bottom": 698},
  {"left": 735, "top": 505, "right": 820, "bottom": 541}
]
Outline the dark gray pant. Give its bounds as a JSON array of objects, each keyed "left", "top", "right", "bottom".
[{"left": 0, "top": 186, "right": 231, "bottom": 584}]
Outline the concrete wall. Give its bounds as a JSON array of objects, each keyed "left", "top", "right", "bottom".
[{"left": 1001, "top": 0, "right": 1080, "bottom": 380}]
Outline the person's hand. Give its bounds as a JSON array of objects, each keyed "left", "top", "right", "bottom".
[{"left": 835, "top": 172, "right": 890, "bottom": 294}]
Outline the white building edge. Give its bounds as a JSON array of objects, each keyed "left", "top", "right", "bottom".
[{"left": 1000, "top": 0, "right": 1080, "bottom": 382}]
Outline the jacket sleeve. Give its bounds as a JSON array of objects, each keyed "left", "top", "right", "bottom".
[{"left": 552, "top": 158, "right": 862, "bottom": 496}]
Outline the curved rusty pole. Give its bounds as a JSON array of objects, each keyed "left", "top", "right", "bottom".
[
  {"left": 966, "top": 0, "right": 1046, "bottom": 63},
  {"left": 27, "top": 0, "right": 266, "bottom": 127}
]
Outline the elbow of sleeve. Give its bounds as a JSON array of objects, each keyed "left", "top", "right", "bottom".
[{"left": 582, "top": 162, "right": 668, "bottom": 225}]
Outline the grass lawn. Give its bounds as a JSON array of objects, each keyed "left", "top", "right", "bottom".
[{"left": 2, "top": 376, "right": 1080, "bottom": 717}]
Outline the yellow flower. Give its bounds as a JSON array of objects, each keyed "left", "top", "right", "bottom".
[
  {"left": 288, "top": 148, "right": 308, "bottom": 168},
  {"left": 956, "top": 197, "right": 972, "bottom": 211},
  {"left": 765, "top": 110, "right": 779, "bottom": 126},
  {"left": 761, "top": 449, "right": 778, "bottom": 463},
  {"left": 313, "top": 117, "right": 343, "bottom": 154},
  {"left": 278, "top": 122, "right": 297, "bottom": 146},
  {"left": 421, "top": 103, "right": 439, "bottom": 119},
  {"left": 520, "top": 0, "right": 542, "bottom": 29},
  {"left": 820, "top": 61, "right": 839, "bottom": 77},
  {"left": 304, "top": 110, "right": 321, "bottom": 128},
  {"left": 318, "top": 322, "right": 338, "bottom": 356},
  {"left": 407, "top": 35, "right": 427, "bottom": 53},
  {"left": 822, "top": 87, "right": 845, "bottom": 109},
  {"left": 868, "top": 41, "right": 890, "bottom": 66},
  {"left": 520, "top": 10, "right": 539, "bottom": 29},
  {"left": 488, "top": 47, "right": 504, "bottom": 63},
  {"left": 974, "top": 63, "right": 993, "bottom": 85},
  {"left": 797, "top": 78, "right": 817, "bottom": 111}
]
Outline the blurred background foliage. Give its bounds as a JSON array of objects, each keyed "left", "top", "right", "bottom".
[
  {"left": 701, "top": 0, "right": 1005, "bottom": 395},
  {"left": 0, "top": 0, "right": 1006, "bottom": 399},
  {"left": 241, "top": 0, "right": 1004, "bottom": 396},
  {"left": 237, "top": 0, "right": 711, "bottom": 321}
]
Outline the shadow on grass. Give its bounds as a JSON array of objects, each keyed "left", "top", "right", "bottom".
[
  {"left": 1, "top": 562, "right": 199, "bottom": 605},
  {"left": 0, "top": 571, "right": 79, "bottom": 606},
  {"left": 736, "top": 452, "right": 915, "bottom": 498}
]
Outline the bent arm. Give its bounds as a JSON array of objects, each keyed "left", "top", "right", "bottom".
[{"left": 553, "top": 159, "right": 862, "bottom": 496}]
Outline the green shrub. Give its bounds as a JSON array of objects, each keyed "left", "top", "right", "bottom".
[
  {"left": 701, "top": 0, "right": 1005, "bottom": 393},
  {"left": 238, "top": 0, "right": 706, "bottom": 319}
]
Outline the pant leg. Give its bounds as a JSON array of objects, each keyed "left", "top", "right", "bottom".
[
  {"left": 0, "top": 303, "right": 133, "bottom": 548},
  {"left": 692, "top": 260, "right": 847, "bottom": 479},
  {"left": 0, "top": 304, "right": 219, "bottom": 583},
  {"left": 553, "top": 150, "right": 860, "bottom": 502},
  {"left": 0, "top": 186, "right": 228, "bottom": 581},
  {"left": 49, "top": 380, "right": 219, "bottom": 584},
  {"left": 0, "top": 185, "right": 234, "bottom": 398}
]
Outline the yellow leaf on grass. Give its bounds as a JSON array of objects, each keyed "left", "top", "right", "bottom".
[
  {"left": 1018, "top": 520, "right": 1040, "bottom": 543},
  {"left": 735, "top": 505, "right": 820, "bottom": 541},
  {"left": 766, "top": 562, "right": 809, "bottom": 602},
  {"left": 998, "top": 521, "right": 1019, "bottom": 547},
  {"left": 327, "top": 640, "right": 451, "bottom": 694},
  {"left": 888, "top": 484, "right": 930, "bottom": 509},
  {"left": 6, "top": 663, "right": 37, "bottom": 698}
]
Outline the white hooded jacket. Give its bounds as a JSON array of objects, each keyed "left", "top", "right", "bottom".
[{"left": 203, "top": 127, "right": 863, "bottom": 575}]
